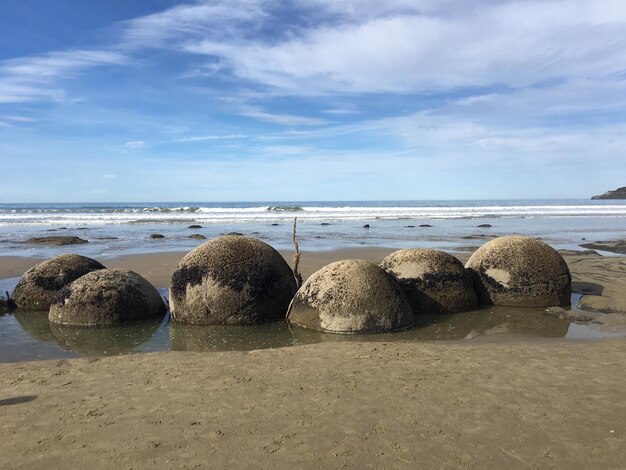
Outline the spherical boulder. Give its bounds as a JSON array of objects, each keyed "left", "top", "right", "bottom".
[
  {"left": 287, "top": 259, "right": 413, "bottom": 334},
  {"left": 465, "top": 236, "right": 571, "bottom": 307},
  {"left": 13, "top": 254, "right": 105, "bottom": 310},
  {"left": 169, "top": 235, "right": 297, "bottom": 325},
  {"left": 49, "top": 269, "right": 166, "bottom": 326},
  {"left": 381, "top": 249, "right": 478, "bottom": 314}
]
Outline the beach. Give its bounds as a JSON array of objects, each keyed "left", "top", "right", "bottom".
[{"left": 1, "top": 246, "right": 626, "bottom": 468}]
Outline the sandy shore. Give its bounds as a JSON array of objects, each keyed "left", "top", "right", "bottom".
[
  {"left": 1, "top": 247, "right": 626, "bottom": 467},
  {"left": 0, "top": 340, "right": 624, "bottom": 469}
]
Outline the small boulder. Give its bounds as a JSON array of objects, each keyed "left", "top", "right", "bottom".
[
  {"left": 381, "top": 249, "right": 478, "bottom": 314},
  {"left": 149, "top": 234, "right": 165, "bottom": 239},
  {"left": 49, "top": 269, "right": 166, "bottom": 326},
  {"left": 188, "top": 224, "right": 203, "bottom": 229},
  {"left": 419, "top": 224, "right": 433, "bottom": 228},
  {"left": 26, "top": 236, "right": 88, "bottom": 246},
  {"left": 466, "top": 236, "right": 571, "bottom": 307},
  {"left": 169, "top": 235, "right": 297, "bottom": 325},
  {"left": 13, "top": 254, "right": 105, "bottom": 310},
  {"left": 287, "top": 259, "right": 413, "bottom": 333},
  {"left": 477, "top": 224, "right": 492, "bottom": 228},
  {"left": 363, "top": 224, "right": 370, "bottom": 229},
  {"left": 189, "top": 234, "right": 207, "bottom": 240}
]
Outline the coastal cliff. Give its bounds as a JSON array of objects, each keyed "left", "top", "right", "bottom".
[{"left": 591, "top": 187, "right": 626, "bottom": 199}]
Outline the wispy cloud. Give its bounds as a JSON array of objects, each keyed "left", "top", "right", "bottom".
[
  {"left": 124, "top": 140, "right": 146, "bottom": 149},
  {"left": 239, "top": 106, "right": 329, "bottom": 126},
  {"left": 0, "top": 49, "right": 127, "bottom": 103},
  {"left": 173, "top": 133, "right": 246, "bottom": 142}
]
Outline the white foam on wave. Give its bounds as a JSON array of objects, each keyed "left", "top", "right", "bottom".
[{"left": 1, "top": 203, "right": 626, "bottom": 226}]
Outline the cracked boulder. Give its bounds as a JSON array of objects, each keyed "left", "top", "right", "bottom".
[
  {"left": 13, "top": 254, "right": 106, "bottom": 311},
  {"left": 466, "top": 236, "right": 571, "bottom": 307},
  {"left": 381, "top": 249, "right": 478, "bottom": 314},
  {"left": 49, "top": 268, "right": 166, "bottom": 326},
  {"left": 169, "top": 235, "right": 296, "bottom": 324},
  {"left": 287, "top": 259, "right": 413, "bottom": 334}
]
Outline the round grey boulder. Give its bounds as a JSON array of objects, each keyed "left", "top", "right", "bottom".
[
  {"left": 287, "top": 259, "right": 413, "bottom": 334},
  {"left": 381, "top": 249, "right": 478, "bottom": 314},
  {"left": 465, "top": 236, "right": 571, "bottom": 307},
  {"left": 13, "top": 254, "right": 106, "bottom": 310},
  {"left": 49, "top": 268, "right": 166, "bottom": 325},
  {"left": 169, "top": 235, "right": 297, "bottom": 325}
]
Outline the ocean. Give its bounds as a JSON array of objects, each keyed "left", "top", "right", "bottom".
[{"left": 1, "top": 199, "right": 626, "bottom": 258}]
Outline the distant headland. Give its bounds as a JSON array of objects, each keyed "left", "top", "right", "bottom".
[{"left": 591, "top": 187, "right": 626, "bottom": 199}]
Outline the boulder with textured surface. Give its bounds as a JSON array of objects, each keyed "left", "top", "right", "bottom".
[
  {"left": 49, "top": 268, "right": 166, "bottom": 325},
  {"left": 287, "top": 259, "right": 413, "bottom": 333},
  {"left": 13, "top": 254, "right": 105, "bottom": 310},
  {"left": 466, "top": 236, "right": 571, "bottom": 307},
  {"left": 169, "top": 235, "right": 296, "bottom": 325},
  {"left": 381, "top": 249, "right": 478, "bottom": 314}
]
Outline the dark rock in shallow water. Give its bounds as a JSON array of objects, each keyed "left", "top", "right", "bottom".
[
  {"left": 0, "top": 296, "right": 16, "bottom": 313},
  {"left": 94, "top": 236, "right": 119, "bottom": 240},
  {"left": 169, "top": 235, "right": 297, "bottom": 325},
  {"left": 405, "top": 225, "right": 415, "bottom": 228},
  {"left": 591, "top": 186, "right": 626, "bottom": 199},
  {"left": 49, "top": 268, "right": 166, "bottom": 326},
  {"left": 227, "top": 232, "right": 243, "bottom": 236},
  {"left": 381, "top": 249, "right": 478, "bottom": 314},
  {"left": 287, "top": 259, "right": 413, "bottom": 333},
  {"left": 419, "top": 224, "right": 433, "bottom": 228},
  {"left": 466, "top": 236, "right": 571, "bottom": 307},
  {"left": 363, "top": 224, "right": 370, "bottom": 229},
  {"left": 271, "top": 223, "right": 280, "bottom": 226},
  {"left": 321, "top": 223, "right": 331, "bottom": 226},
  {"left": 189, "top": 234, "right": 206, "bottom": 240},
  {"left": 188, "top": 225, "right": 202, "bottom": 229},
  {"left": 149, "top": 234, "right": 165, "bottom": 239},
  {"left": 580, "top": 240, "right": 626, "bottom": 255},
  {"left": 26, "top": 236, "right": 88, "bottom": 246},
  {"left": 477, "top": 224, "right": 492, "bottom": 228},
  {"left": 13, "top": 254, "right": 105, "bottom": 310}
]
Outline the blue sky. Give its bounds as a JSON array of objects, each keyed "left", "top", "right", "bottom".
[{"left": 1, "top": 0, "right": 625, "bottom": 202}]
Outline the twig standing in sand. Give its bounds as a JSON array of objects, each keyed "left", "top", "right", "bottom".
[{"left": 292, "top": 217, "right": 303, "bottom": 289}]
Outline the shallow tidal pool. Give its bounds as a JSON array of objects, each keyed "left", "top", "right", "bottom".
[{"left": 1, "top": 290, "right": 622, "bottom": 363}]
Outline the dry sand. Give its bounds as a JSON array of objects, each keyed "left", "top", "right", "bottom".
[{"left": 1, "top": 247, "right": 626, "bottom": 468}]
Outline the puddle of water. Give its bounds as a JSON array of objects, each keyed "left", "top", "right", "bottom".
[{"left": 1, "top": 279, "right": 624, "bottom": 363}]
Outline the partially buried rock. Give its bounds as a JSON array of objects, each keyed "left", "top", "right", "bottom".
[
  {"left": 150, "top": 233, "right": 165, "bottom": 239},
  {"left": 287, "top": 259, "right": 413, "bottom": 333},
  {"left": 466, "top": 236, "right": 571, "bottom": 307},
  {"left": 381, "top": 249, "right": 478, "bottom": 314},
  {"left": 26, "top": 236, "right": 88, "bottom": 246},
  {"left": 49, "top": 269, "right": 166, "bottom": 326},
  {"left": 188, "top": 224, "right": 203, "bottom": 229},
  {"left": 169, "top": 235, "right": 297, "bottom": 325},
  {"left": 13, "top": 254, "right": 105, "bottom": 310},
  {"left": 189, "top": 234, "right": 206, "bottom": 240},
  {"left": 477, "top": 224, "right": 492, "bottom": 228}
]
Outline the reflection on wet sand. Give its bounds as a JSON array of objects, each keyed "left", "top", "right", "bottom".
[
  {"left": 49, "top": 319, "right": 162, "bottom": 356},
  {"left": 14, "top": 311, "right": 56, "bottom": 342},
  {"left": 291, "top": 305, "right": 570, "bottom": 344},
  {"left": 4, "top": 304, "right": 576, "bottom": 359},
  {"left": 170, "top": 322, "right": 296, "bottom": 352}
]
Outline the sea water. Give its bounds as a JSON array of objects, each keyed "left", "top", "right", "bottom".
[{"left": 1, "top": 199, "right": 625, "bottom": 257}]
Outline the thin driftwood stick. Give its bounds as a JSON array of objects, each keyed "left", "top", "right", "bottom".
[{"left": 292, "top": 217, "right": 303, "bottom": 289}]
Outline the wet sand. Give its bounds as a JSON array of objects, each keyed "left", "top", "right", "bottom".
[
  {"left": 0, "top": 340, "right": 624, "bottom": 469},
  {"left": 1, "top": 248, "right": 625, "bottom": 468}
]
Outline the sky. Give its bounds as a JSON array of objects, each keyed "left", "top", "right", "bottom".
[{"left": 1, "top": 0, "right": 625, "bottom": 202}]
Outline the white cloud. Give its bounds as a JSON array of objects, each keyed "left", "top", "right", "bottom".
[
  {"left": 173, "top": 133, "right": 246, "bottom": 142},
  {"left": 239, "top": 106, "right": 329, "bottom": 126},
  {"left": 0, "top": 49, "right": 126, "bottom": 103},
  {"left": 124, "top": 140, "right": 146, "bottom": 149},
  {"left": 183, "top": 0, "right": 626, "bottom": 94}
]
